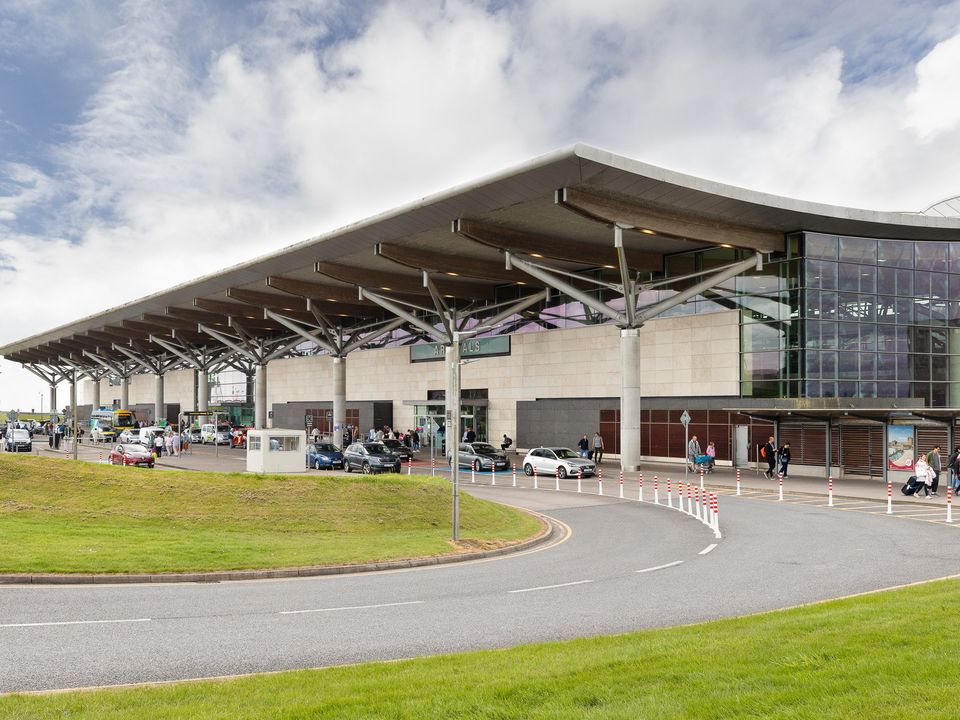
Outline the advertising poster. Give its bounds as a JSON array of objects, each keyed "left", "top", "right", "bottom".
[{"left": 887, "top": 425, "right": 914, "bottom": 471}]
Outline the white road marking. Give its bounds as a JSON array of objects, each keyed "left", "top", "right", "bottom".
[
  {"left": 635, "top": 560, "right": 684, "bottom": 574},
  {"left": 699, "top": 544, "right": 718, "bottom": 555},
  {"left": 279, "top": 600, "right": 425, "bottom": 615},
  {"left": 0, "top": 618, "right": 150, "bottom": 629},
  {"left": 508, "top": 579, "right": 594, "bottom": 594}
]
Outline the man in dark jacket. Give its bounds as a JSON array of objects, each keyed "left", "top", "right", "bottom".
[
  {"left": 778, "top": 442, "right": 791, "bottom": 479},
  {"left": 762, "top": 436, "right": 776, "bottom": 479}
]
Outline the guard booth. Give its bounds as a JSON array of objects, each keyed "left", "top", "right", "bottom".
[{"left": 246, "top": 429, "right": 306, "bottom": 474}]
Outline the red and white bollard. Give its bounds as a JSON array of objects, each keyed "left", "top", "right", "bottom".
[
  {"left": 828, "top": 475, "right": 834, "bottom": 507},
  {"left": 667, "top": 478, "right": 673, "bottom": 508},
  {"left": 677, "top": 481, "right": 684, "bottom": 512},
  {"left": 736, "top": 467, "right": 741, "bottom": 496},
  {"left": 471, "top": 464, "right": 475, "bottom": 483},
  {"left": 686, "top": 481, "right": 692, "bottom": 515},
  {"left": 638, "top": 473, "right": 644, "bottom": 502},
  {"left": 886, "top": 479, "right": 893, "bottom": 515},
  {"left": 534, "top": 467, "right": 539, "bottom": 490},
  {"left": 407, "top": 456, "right": 412, "bottom": 476},
  {"left": 597, "top": 468, "right": 603, "bottom": 496},
  {"left": 431, "top": 457, "right": 436, "bottom": 477},
  {"left": 577, "top": 467, "right": 582, "bottom": 493},
  {"left": 700, "top": 467, "right": 705, "bottom": 492},
  {"left": 653, "top": 475, "right": 659, "bottom": 505},
  {"left": 555, "top": 466, "right": 560, "bottom": 491},
  {"left": 711, "top": 493, "right": 719, "bottom": 532},
  {"left": 947, "top": 486, "right": 953, "bottom": 524},
  {"left": 693, "top": 486, "right": 701, "bottom": 520},
  {"left": 491, "top": 462, "right": 496, "bottom": 486},
  {"left": 512, "top": 463, "right": 517, "bottom": 487},
  {"left": 619, "top": 471, "right": 624, "bottom": 499},
  {"left": 778, "top": 472, "right": 784, "bottom": 502},
  {"left": 98, "top": 448, "right": 103, "bottom": 464}
]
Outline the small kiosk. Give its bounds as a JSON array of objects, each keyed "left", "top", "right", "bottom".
[{"left": 246, "top": 429, "right": 306, "bottom": 474}]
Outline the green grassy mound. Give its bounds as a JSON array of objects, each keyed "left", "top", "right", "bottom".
[
  {"left": 0, "top": 454, "right": 541, "bottom": 574},
  {"left": 3, "top": 576, "right": 957, "bottom": 718}
]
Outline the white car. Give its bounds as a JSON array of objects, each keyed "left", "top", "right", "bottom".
[
  {"left": 4, "top": 428, "right": 32, "bottom": 452},
  {"left": 522, "top": 447, "right": 596, "bottom": 478},
  {"left": 200, "top": 423, "right": 232, "bottom": 445}
]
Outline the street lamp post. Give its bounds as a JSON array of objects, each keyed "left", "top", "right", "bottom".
[{"left": 448, "top": 337, "right": 461, "bottom": 542}]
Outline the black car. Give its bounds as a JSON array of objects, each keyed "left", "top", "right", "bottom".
[
  {"left": 343, "top": 442, "right": 401, "bottom": 474},
  {"left": 381, "top": 438, "right": 414, "bottom": 462}
]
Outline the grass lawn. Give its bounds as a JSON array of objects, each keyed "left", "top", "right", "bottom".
[
  {"left": 0, "top": 454, "right": 541, "bottom": 574},
  {"left": 3, "top": 576, "right": 958, "bottom": 718}
]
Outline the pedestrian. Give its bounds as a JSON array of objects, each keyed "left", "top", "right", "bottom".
[
  {"left": 466, "top": 426, "right": 476, "bottom": 443},
  {"left": 705, "top": 440, "right": 716, "bottom": 473},
  {"left": 762, "top": 435, "right": 777, "bottom": 479},
  {"left": 577, "top": 434, "right": 589, "bottom": 458},
  {"left": 171, "top": 431, "right": 180, "bottom": 457},
  {"left": 687, "top": 434, "right": 701, "bottom": 471},
  {"left": 153, "top": 432, "right": 164, "bottom": 458},
  {"left": 412, "top": 428, "right": 420, "bottom": 451},
  {"left": 914, "top": 453, "right": 934, "bottom": 498},
  {"left": 777, "top": 441, "right": 791, "bottom": 479},
  {"left": 501, "top": 434, "right": 513, "bottom": 453},
  {"left": 592, "top": 431, "right": 604, "bottom": 464},
  {"left": 165, "top": 432, "right": 174, "bottom": 457},
  {"left": 950, "top": 446, "right": 960, "bottom": 493},
  {"left": 927, "top": 446, "right": 942, "bottom": 496},
  {"left": 311, "top": 426, "right": 321, "bottom": 443}
]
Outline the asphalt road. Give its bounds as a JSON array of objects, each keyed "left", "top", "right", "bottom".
[{"left": 2, "top": 485, "right": 960, "bottom": 693}]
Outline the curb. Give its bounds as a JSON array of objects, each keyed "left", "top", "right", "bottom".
[
  {"left": 0, "top": 512, "right": 559, "bottom": 586},
  {"left": 707, "top": 481, "right": 951, "bottom": 507}
]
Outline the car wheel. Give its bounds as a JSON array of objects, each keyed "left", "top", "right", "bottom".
[
  {"left": 473, "top": 459, "right": 482, "bottom": 472},
  {"left": 558, "top": 466, "right": 568, "bottom": 479},
  {"left": 315, "top": 460, "right": 322, "bottom": 470},
  {"left": 394, "top": 463, "right": 401, "bottom": 473},
  {"left": 523, "top": 463, "right": 534, "bottom": 476},
  {"left": 344, "top": 461, "right": 351, "bottom": 473},
  {"left": 362, "top": 461, "right": 371, "bottom": 474}
]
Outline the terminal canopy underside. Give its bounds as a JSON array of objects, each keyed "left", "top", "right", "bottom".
[{"left": 3, "top": 144, "right": 960, "bottom": 449}]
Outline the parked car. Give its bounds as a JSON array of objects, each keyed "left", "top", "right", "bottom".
[
  {"left": 342, "top": 442, "right": 401, "bottom": 474},
  {"left": 306, "top": 442, "right": 344, "bottom": 470},
  {"left": 449, "top": 441, "right": 509, "bottom": 471},
  {"left": 186, "top": 427, "right": 202, "bottom": 444},
  {"left": 137, "top": 426, "right": 166, "bottom": 449},
  {"left": 200, "top": 423, "right": 232, "bottom": 445},
  {"left": 522, "top": 447, "right": 596, "bottom": 478},
  {"left": 118, "top": 429, "right": 140, "bottom": 444},
  {"left": 90, "top": 421, "right": 117, "bottom": 443},
  {"left": 108, "top": 443, "right": 155, "bottom": 468},
  {"left": 4, "top": 428, "right": 32, "bottom": 452},
  {"left": 381, "top": 438, "right": 414, "bottom": 462},
  {"left": 231, "top": 426, "right": 250, "bottom": 449}
]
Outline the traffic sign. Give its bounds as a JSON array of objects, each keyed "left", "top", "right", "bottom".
[
  {"left": 305, "top": 414, "right": 313, "bottom": 428},
  {"left": 680, "top": 410, "right": 691, "bottom": 427}
]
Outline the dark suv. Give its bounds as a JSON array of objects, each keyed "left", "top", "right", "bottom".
[
  {"left": 381, "top": 438, "right": 414, "bottom": 462},
  {"left": 343, "top": 442, "right": 401, "bottom": 474}
]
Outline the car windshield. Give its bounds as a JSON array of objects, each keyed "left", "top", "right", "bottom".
[
  {"left": 124, "top": 444, "right": 149, "bottom": 453},
  {"left": 554, "top": 449, "right": 580, "bottom": 459},
  {"left": 363, "top": 443, "right": 386, "bottom": 453},
  {"left": 382, "top": 439, "right": 400, "bottom": 447},
  {"left": 314, "top": 443, "right": 339, "bottom": 452},
  {"left": 217, "top": 425, "right": 231, "bottom": 432},
  {"left": 471, "top": 443, "right": 496, "bottom": 453}
]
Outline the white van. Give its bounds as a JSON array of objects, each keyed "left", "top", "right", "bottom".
[
  {"left": 4, "top": 428, "right": 32, "bottom": 452},
  {"left": 138, "top": 426, "right": 166, "bottom": 448},
  {"left": 200, "top": 423, "right": 232, "bottom": 445}
]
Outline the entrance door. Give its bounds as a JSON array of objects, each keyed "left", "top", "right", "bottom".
[{"left": 733, "top": 425, "right": 749, "bottom": 468}]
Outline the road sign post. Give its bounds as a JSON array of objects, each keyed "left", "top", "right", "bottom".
[{"left": 680, "top": 410, "right": 691, "bottom": 484}]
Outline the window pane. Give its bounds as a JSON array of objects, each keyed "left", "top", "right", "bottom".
[
  {"left": 838, "top": 263, "right": 860, "bottom": 291},
  {"left": 805, "top": 352, "right": 821, "bottom": 378},
  {"left": 860, "top": 382, "right": 877, "bottom": 397},
  {"left": 915, "top": 242, "right": 948, "bottom": 272},
  {"left": 950, "top": 243, "right": 960, "bottom": 274},
  {"left": 931, "top": 273, "right": 948, "bottom": 300},
  {"left": 896, "top": 269, "right": 913, "bottom": 297},
  {"left": 821, "top": 351, "right": 837, "bottom": 378},
  {"left": 838, "top": 381, "right": 858, "bottom": 397},
  {"left": 821, "top": 321, "right": 838, "bottom": 349},
  {"left": 839, "top": 236, "right": 877, "bottom": 264},
  {"left": 806, "top": 233, "right": 837, "bottom": 260},
  {"left": 877, "top": 296, "right": 896, "bottom": 324},
  {"left": 859, "top": 265, "right": 877, "bottom": 294},
  {"left": 932, "top": 354, "right": 948, "bottom": 382},
  {"left": 838, "top": 352, "right": 859, "bottom": 379},
  {"left": 860, "top": 352, "right": 877, "bottom": 379},
  {"left": 878, "top": 353, "right": 896, "bottom": 380},
  {"left": 878, "top": 240, "right": 913, "bottom": 268},
  {"left": 838, "top": 322, "right": 859, "bottom": 350}
]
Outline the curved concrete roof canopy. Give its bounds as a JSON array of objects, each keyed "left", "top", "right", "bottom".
[{"left": 5, "top": 143, "right": 960, "bottom": 367}]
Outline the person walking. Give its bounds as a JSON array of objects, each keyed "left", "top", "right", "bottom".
[
  {"left": 153, "top": 432, "right": 164, "bottom": 458},
  {"left": 705, "top": 440, "right": 716, "bottom": 473},
  {"left": 777, "top": 441, "right": 791, "bottom": 479},
  {"left": 914, "top": 453, "right": 934, "bottom": 498},
  {"left": 592, "top": 431, "right": 604, "bottom": 465},
  {"left": 577, "top": 434, "right": 589, "bottom": 458},
  {"left": 949, "top": 445, "right": 960, "bottom": 493},
  {"left": 501, "top": 434, "right": 513, "bottom": 453},
  {"left": 687, "top": 434, "right": 701, "bottom": 471},
  {"left": 927, "top": 446, "right": 942, "bottom": 496},
  {"left": 762, "top": 435, "right": 777, "bottom": 479}
]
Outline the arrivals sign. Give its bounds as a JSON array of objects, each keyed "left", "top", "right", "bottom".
[{"left": 409, "top": 336, "right": 511, "bottom": 363}]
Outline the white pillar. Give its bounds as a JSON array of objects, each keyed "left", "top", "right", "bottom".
[
  {"left": 446, "top": 345, "right": 457, "bottom": 446},
  {"left": 49, "top": 384, "right": 57, "bottom": 418},
  {"left": 154, "top": 374, "right": 164, "bottom": 425},
  {"left": 120, "top": 377, "right": 129, "bottom": 409},
  {"left": 89, "top": 378, "right": 100, "bottom": 409},
  {"left": 198, "top": 369, "right": 209, "bottom": 412},
  {"left": 255, "top": 363, "right": 267, "bottom": 429},
  {"left": 333, "top": 356, "right": 346, "bottom": 445},
  {"left": 621, "top": 328, "right": 642, "bottom": 472}
]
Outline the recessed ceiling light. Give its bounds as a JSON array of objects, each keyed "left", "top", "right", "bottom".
[
  {"left": 517, "top": 281, "right": 526, "bottom": 285},
  {"left": 380, "top": 287, "right": 391, "bottom": 291},
  {"left": 641, "top": 229, "right": 656, "bottom": 235},
  {"left": 720, "top": 244, "right": 733, "bottom": 248},
  {"left": 326, "top": 297, "right": 338, "bottom": 302},
  {"left": 446, "top": 272, "right": 459, "bottom": 277},
  {"left": 530, "top": 253, "right": 544, "bottom": 258},
  {"left": 603, "top": 265, "right": 616, "bottom": 269}
]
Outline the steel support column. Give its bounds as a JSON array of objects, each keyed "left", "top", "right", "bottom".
[
  {"left": 198, "top": 370, "right": 209, "bottom": 412},
  {"left": 49, "top": 384, "right": 57, "bottom": 418},
  {"left": 620, "top": 328, "right": 642, "bottom": 472},
  {"left": 255, "top": 363, "right": 267, "bottom": 429},
  {"left": 154, "top": 374, "right": 164, "bottom": 425},
  {"left": 70, "top": 370, "right": 78, "bottom": 460},
  {"left": 121, "top": 377, "right": 129, "bottom": 409},
  {"left": 333, "top": 356, "right": 346, "bottom": 444},
  {"left": 89, "top": 378, "right": 101, "bottom": 409},
  {"left": 448, "top": 340, "right": 461, "bottom": 542}
]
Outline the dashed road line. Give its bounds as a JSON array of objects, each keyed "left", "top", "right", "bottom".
[
  {"left": 698, "top": 544, "right": 718, "bottom": 555},
  {"left": 0, "top": 618, "right": 151, "bottom": 629},
  {"left": 508, "top": 579, "right": 594, "bottom": 594},
  {"left": 279, "top": 601, "right": 425, "bottom": 615},
  {"left": 635, "top": 561, "right": 684, "bottom": 574}
]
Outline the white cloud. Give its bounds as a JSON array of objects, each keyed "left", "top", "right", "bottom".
[{"left": 2, "top": 0, "right": 960, "bottom": 409}]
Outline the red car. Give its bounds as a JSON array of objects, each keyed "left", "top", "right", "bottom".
[{"left": 108, "top": 443, "right": 155, "bottom": 468}]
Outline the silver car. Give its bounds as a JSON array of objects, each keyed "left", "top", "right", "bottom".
[
  {"left": 522, "top": 447, "right": 596, "bottom": 478},
  {"left": 449, "top": 442, "right": 510, "bottom": 471}
]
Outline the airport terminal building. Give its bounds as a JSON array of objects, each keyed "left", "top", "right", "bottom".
[{"left": 4, "top": 145, "right": 960, "bottom": 482}]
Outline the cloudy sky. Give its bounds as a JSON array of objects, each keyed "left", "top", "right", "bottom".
[{"left": 2, "top": 0, "right": 960, "bottom": 411}]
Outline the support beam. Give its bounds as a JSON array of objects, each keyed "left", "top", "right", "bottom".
[
  {"left": 359, "top": 289, "right": 448, "bottom": 343},
  {"left": 557, "top": 187, "right": 784, "bottom": 253},
  {"left": 154, "top": 373, "right": 164, "bottom": 426},
  {"left": 317, "top": 262, "right": 496, "bottom": 300},
  {"left": 333, "top": 356, "right": 346, "bottom": 445},
  {"left": 620, "top": 328, "right": 642, "bottom": 472},
  {"left": 254, "top": 363, "right": 267, "bottom": 429}
]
